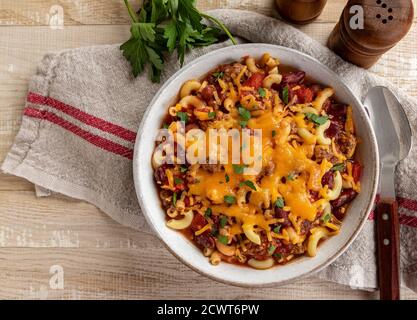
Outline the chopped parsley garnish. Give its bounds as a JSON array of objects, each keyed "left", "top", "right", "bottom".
[
  {"left": 162, "top": 123, "right": 169, "bottom": 129},
  {"left": 204, "top": 207, "right": 212, "bottom": 218},
  {"left": 208, "top": 111, "right": 216, "bottom": 119},
  {"left": 217, "top": 234, "right": 228, "bottom": 245},
  {"left": 220, "top": 215, "right": 228, "bottom": 228},
  {"left": 268, "top": 245, "right": 277, "bottom": 255},
  {"left": 258, "top": 87, "right": 266, "bottom": 98},
  {"left": 282, "top": 86, "right": 289, "bottom": 104},
  {"left": 174, "top": 177, "right": 184, "bottom": 185},
  {"left": 305, "top": 113, "right": 328, "bottom": 126},
  {"left": 212, "top": 71, "right": 224, "bottom": 80},
  {"left": 239, "top": 180, "right": 257, "bottom": 191},
  {"left": 224, "top": 195, "right": 236, "bottom": 204},
  {"left": 275, "top": 197, "right": 285, "bottom": 209},
  {"left": 238, "top": 106, "right": 251, "bottom": 121},
  {"left": 211, "top": 224, "right": 218, "bottom": 236},
  {"left": 180, "top": 165, "right": 188, "bottom": 173},
  {"left": 239, "top": 120, "right": 248, "bottom": 128},
  {"left": 172, "top": 192, "right": 177, "bottom": 207},
  {"left": 322, "top": 212, "right": 331, "bottom": 224},
  {"left": 225, "top": 173, "right": 230, "bottom": 183},
  {"left": 273, "top": 252, "right": 283, "bottom": 260},
  {"left": 272, "top": 130, "right": 276, "bottom": 137},
  {"left": 232, "top": 164, "right": 245, "bottom": 174},
  {"left": 273, "top": 225, "right": 281, "bottom": 234},
  {"left": 176, "top": 111, "right": 188, "bottom": 123},
  {"left": 287, "top": 173, "right": 295, "bottom": 181},
  {"left": 331, "top": 163, "right": 346, "bottom": 172}
]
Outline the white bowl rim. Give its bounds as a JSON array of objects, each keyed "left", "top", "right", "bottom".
[{"left": 133, "top": 43, "right": 379, "bottom": 287}]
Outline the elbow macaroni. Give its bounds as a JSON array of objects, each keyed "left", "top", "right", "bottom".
[{"left": 153, "top": 53, "right": 361, "bottom": 269}]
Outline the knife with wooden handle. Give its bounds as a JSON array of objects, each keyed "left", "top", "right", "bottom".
[{"left": 364, "top": 86, "right": 412, "bottom": 300}]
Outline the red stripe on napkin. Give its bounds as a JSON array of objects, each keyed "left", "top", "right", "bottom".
[
  {"left": 27, "top": 92, "right": 137, "bottom": 143},
  {"left": 24, "top": 107, "right": 133, "bottom": 160}
]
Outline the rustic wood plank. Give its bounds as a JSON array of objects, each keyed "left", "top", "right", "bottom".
[
  {"left": 2, "top": 247, "right": 416, "bottom": 300},
  {"left": 0, "top": 191, "right": 149, "bottom": 248},
  {"left": 1, "top": 0, "right": 415, "bottom": 26}
]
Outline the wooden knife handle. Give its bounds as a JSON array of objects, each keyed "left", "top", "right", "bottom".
[{"left": 375, "top": 198, "right": 400, "bottom": 300}]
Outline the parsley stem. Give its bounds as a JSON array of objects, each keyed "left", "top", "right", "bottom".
[
  {"left": 201, "top": 13, "right": 237, "bottom": 45},
  {"left": 124, "top": 0, "right": 139, "bottom": 23}
]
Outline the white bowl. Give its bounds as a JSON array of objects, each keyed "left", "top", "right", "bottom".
[{"left": 133, "top": 44, "right": 379, "bottom": 287}]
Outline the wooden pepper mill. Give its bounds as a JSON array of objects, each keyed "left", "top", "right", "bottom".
[
  {"left": 275, "top": 0, "right": 328, "bottom": 24},
  {"left": 328, "top": 0, "right": 414, "bottom": 68}
]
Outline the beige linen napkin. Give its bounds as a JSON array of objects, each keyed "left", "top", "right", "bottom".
[{"left": 2, "top": 9, "right": 417, "bottom": 292}]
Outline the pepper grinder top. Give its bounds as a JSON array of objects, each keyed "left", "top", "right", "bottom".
[{"left": 328, "top": 0, "right": 414, "bottom": 68}]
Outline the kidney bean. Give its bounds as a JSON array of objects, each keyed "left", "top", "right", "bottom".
[
  {"left": 325, "top": 120, "right": 341, "bottom": 138},
  {"left": 321, "top": 171, "right": 335, "bottom": 189},
  {"left": 154, "top": 164, "right": 169, "bottom": 185},
  {"left": 330, "top": 189, "right": 358, "bottom": 208},
  {"left": 190, "top": 213, "right": 207, "bottom": 233},
  {"left": 243, "top": 72, "right": 265, "bottom": 89},
  {"left": 200, "top": 85, "right": 215, "bottom": 102},
  {"left": 275, "top": 208, "right": 291, "bottom": 227},
  {"left": 195, "top": 233, "right": 215, "bottom": 249},
  {"left": 282, "top": 71, "right": 305, "bottom": 85},
  {"left": 332, "top": 207, "right": 345, "bottom": 220},
  {"left": 325, "top": 103, "right": 347, "bottom": 121}
]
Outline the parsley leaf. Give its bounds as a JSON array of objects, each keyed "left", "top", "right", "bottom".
[
  {"left": 176, "top": 111, "right": 188, "bottom": 123},
  {"left": 275, "top": 198, "right": 285, "bottom": 209},
  {"left": 217, "top": 234, "right": 228, "bottom": 245},
  {"left": 287, "top": 173, "right": 295, "bottom": 181},
  {"left": 282, "top": 86, "right": 289, "bottom": 104},
  {"left": 180, "top": 165, "right": 188, "bottom": 173},
  {"left": 305, "top": 113, "right": 328, "bottom": 126},
  {"left": 272, "top": 130, "right": 276, "bottom": 137},
  {"left": 225, "top": 174, "right": 230, "bottom": 183},
  {"left": 273, "top": 252, "right": 283, "bottom": 260},
  {"left": 238, "top": 106, "right": 251, "bottom": 121},
  {"left": 224, "top": 195, "right": 236, "bottom": 204},
  {"left": 322, "top": 212, "right": 331, "bottom": 224},
  {"left": 212, "top": 71, "right": 224, "bottom": 80},
  {"left": 273, "top": 225, "right": 281, "bottom": 234},
  {"left": 174, "top": 177, "right": 183, "bottom": 185},
  {"left": 239, "top": 120, "right": 248, "bottom": 128},
  {"left": 331, "top": 163, "right": 346, "bottom": 172},
  {"left": 239, "top": 180, "right": 257, "bottom": 191},
  {"left": 258, "top": 87, "right": 266, "bottom": 98},
  {"left": 121, "top": 0, "right": 236, "bottom": 82},
  {"left": 204, "top": 207, "right": 212, "bottom": 218},
  {"left": 268, "top": 245, "right": 276, "bottom": 255},
  {"left": 232, "top": 164, "right": 245, "bottom": 174},
  {"left": 208, "top": 111, "right": 216, "bottom": 119},
  {"left": 220, "top": 215, "right": 228, "bottom": 228}
]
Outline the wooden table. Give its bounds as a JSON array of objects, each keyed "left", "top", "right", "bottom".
[{"left": 0, "top": 0, "right": 416, "bottom": 300}]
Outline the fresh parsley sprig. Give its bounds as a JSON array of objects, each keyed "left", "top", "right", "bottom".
[{"left": 121, "top": 0, "right": 237, "bottom": 83}]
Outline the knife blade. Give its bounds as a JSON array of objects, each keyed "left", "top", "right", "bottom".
[{"left": 364, "top": 86, "right": 412, "bottom": 300}]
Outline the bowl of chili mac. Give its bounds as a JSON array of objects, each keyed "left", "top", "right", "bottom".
[{"left": 134, "top": 44, "right": 379, "bottom": 286}]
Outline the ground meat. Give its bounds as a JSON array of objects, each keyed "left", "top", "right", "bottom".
[
  {"left": 222, "top": 63, "right": 246, "bottom": 82},
  {"left": 336, "top": 132, "right": 357, "bottom": 158},
  {"left": 292, "top": 243, "right": 307, "bottom": 255},
  {"left": 195, "top": 232, "right": 215, "bottom": 249},
  {"left": 281, "top": 71, "right": 305, "bottom": 85},
  {"left": 314, "top": 145, "right": 338, "bottom": 164},
  {"left": 325, "top": 120, "right": 342, "bottom": 139},
  {"left": 201, "top": 164, "right": 223, "bottom": 173},
  {"left": 200, "top": 85, "right": 215, "bottom": 102},
  {"left": 300, "top": 220, "right": 312, "bottom": 235},
  {"left": 275, "top": 208, "right": 291, "bottom": 227}
]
